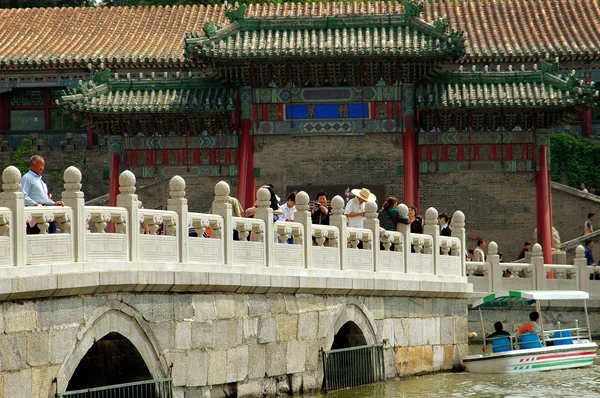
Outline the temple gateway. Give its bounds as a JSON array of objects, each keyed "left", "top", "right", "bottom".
[{"left": 0, "top": 0, "right": 599, "bottom": 260}]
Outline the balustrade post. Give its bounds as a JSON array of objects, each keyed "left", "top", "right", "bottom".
[
  {"left": 396, "top": 204, "right": 410, "bottom": 273},
  {"left": 167, "top": 176, "right": 187, "bottom": 263},
  {"left": 0, "top": 166, "right": 25, "bottom": 266},
  {"left": 531, "top": 243, "right": 544, "bottom": 290},
  {"left": 61, "top": 166, "right": 85, "bottom": 262},
  {"left": 116, "top": 170, "right": 140, "bottom": 262},
  {"left": 363, "top": 201, "right": 380, "bottom": 271},
  {"left": 452, "top": 210, "right": 466, "bottom": 276},
  {"left": 329, "top": 196, "right": 347, "bottom": 270},
  {"left": 294, "top": 191, "right": 312, "bottom": 269},
  {"left": 423, "top": 207, "right": 440, "bottom": 275},
  {"left": 488, "top": 241, "right": 501, "bottom": 291},
  {"left": 254, "top": 187, "right": 274, "bottom": 267},
  {"left": 574, "top": 245, "right": 589, "bottom": 292},
  {"left": 211, "top": 181, "right": 233, "bottom": 266}
]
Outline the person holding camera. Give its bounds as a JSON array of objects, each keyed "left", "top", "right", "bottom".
[{"left": 311, "top": 191, "right": 331, "bottom": 226}]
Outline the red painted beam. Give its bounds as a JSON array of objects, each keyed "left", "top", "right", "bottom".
[{"left": 109, "top": 153, "right": 120, "bottom": 208}]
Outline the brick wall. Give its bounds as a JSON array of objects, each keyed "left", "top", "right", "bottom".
[
  {"left": 254, "top": 134, "right": 404, "bottom": 203},
  {"left": 421, "top": 172, "right": 537, "bottom": 261}
]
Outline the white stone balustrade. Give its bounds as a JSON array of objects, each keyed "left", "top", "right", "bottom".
[
  {"left": 469, "top": 241, "right": 593, "bottom": 296},
  {"left": 0, "top": 165, "right": 471, "bottom": 293}
]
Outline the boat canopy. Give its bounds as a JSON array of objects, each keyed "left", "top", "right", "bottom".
[{"left": 472, "top": 291, "right": 590, "bottom": 309}]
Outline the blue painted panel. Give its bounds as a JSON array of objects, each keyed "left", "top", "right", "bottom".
[{"left": 285, "top": 104, "right": 369, "bottom": 120}]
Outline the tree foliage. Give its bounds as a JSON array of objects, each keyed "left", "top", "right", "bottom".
[{"left": 550, "top": 133, "right": 600, "bottom": 189}]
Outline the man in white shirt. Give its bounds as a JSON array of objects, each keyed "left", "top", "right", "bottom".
[
  {"left": 21, "top": 155, "right": 64, "bottom": 234},
  {"left": 473, "top": 239, "right": 486, "bottom": 262},
  {"left": 345, "top": 188, "right": 375, "bottom": 229}
]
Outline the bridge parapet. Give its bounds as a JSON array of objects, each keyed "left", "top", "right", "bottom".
[
  {"left": 467, "top": 241, "right": 600, "bottom": 297},
  {"left": 0, "top": 165, "right": 471, "bottom": 299}
]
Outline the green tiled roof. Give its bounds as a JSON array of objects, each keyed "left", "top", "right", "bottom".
[
  {"left": 186, "top": 7, "right": 465, "bottom": 60},
  {"left": 418, "top": 65, "right": 598, "bottom": 110},
  {"left": 60, "top": 72, "right": 235, "bottom": 114}
]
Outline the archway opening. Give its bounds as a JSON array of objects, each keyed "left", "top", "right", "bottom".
[
  {"left": 331, "top": 321, "right": 367, "bottom": 349},
  {"left": 67, "top": 332, "right": 153, "bottom": 391}
]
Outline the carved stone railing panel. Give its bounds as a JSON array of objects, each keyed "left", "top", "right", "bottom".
[
  {"left": 438, "top": 236, "right": 462, "bottom": 276},
  {"left": 24, "top": 207, "right": 74, "bottom": 266},
  {"left": 138, "top": 209, "right": 179, "bottom": 262},
  {"left": 84, "top": 206, "right": 129, "bottom": 262},
  {"left": 188, "top": 213, "right": 224, "bottom": 265},
  {"left": 0, "top": 209, "right": 11, "bottom": 267},
  {"left": 378, "top": 230, "right": 404, "bottom": 273},
  {"left": 273, "top": 221, "right": 304, "bottom": 268},
  {"left": 232, "top": 217, "right": 265, "bottom": 267}
]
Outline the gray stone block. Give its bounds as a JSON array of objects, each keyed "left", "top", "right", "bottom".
[
  {"left": 454, "top": 316, "right": 468, "bottom": 344},
  {"left": 0, "top": 304, "right": 4, "bottom": 333},
  {"left": 4, "top": 368, "right": 31, "bottom": 398},
  {"left": 212, "top": 319, "right": 242, "bottom": 349},
  {"left": 276, "top": 314, "right": 298, "bottom": 341},
  {"left": 384, "top": 348, "right": 396, "bottom": 379},
  {"left": 304, "top": 338, "right": 321, "bottom": 371},
  {"left": 187, "top": 349, "right": 208, "bottom": 387},
  {"left": 383, "top": 297, "right": 410, "bottom": 318},
  {"left": 242, "top": 317, "right": 258, "bottom": 343},
  {"left": 267, "top": 294, "right": 286, "bottom": 314},
  {"left": 433, "top": 345, "right": 444, "bottom": 371},
  {"left": 393, "top": 319, "right": 408, "bottom": 347},
  {"left": 151, "top": 294, "right": 175, "bottom": 322},
  {"left": 174, "top": 295, "right": 194, "bottom": 321},
  {"left": 150, "top": 321, "right": 176, "bottom": 351},
  {"left": 318, "top": 310, "right": 335, "bottom": 338},
  {"left": 286, "top": 340, "right": 306, "bottom": 374},
  {"left": 175, "top": 321, "right": 192, "bottom": 350},
  {"left": 284, "top": 295, "right": 299, "bottom": 314},
  {"left": 27, "top": 331, "right": 49, "bottom": 366},
  {"left": 364, "top": 297, "right": 385, "bottom": 319},
  {"left": 440, "top": 317, "right": 454, "bottom": 345},
  {"left": 247, "top": 343, "right": 266, "bottom": 379},
  {"left": 422, "top": 317, "right": 441, "bottom": 345},
  {"left": 31, "top": 364, "right": 60, "bottom": 397},
  {"left": 191, "top": 322, "right": 213, "bottom": 349},
  {"left": 234, "top": 294, "right": 249, "bottom": 318},
  {"left": 0, "top": 333, "right": 27, "bottom": 371},
  {"left": 193, "top": 295, "right": 216, "bottom": 322},
  {"left": 297, "top": 312, "right": 318, "bottom": 340},
  {"left": 227, "top": 345, "right": 249, "bottom": 382},
  {"left": 4, "top": 301, "right": 36, "bottom": 332},
  {"left": 265, "top": 342, "right": 287, "bottom": 376},
  {"left": 295, "top": 294, "right": 326, "bottom": 313},
  {"left": 407, "top": 318, "right": 423, "bottom": 346},
  {"left": 49, "top": 326, "right": 78, "bottom": 364},
  {"left": 237, "top": 380, "right": 262, "bottom": 397},
  {"left": 248, "top": 295, "right": 271, "bottom": 317},
  {"left": 207, "top": 350, "right": 227, "bottom": 385},
  {"left": 257, "top": 317, "right": 276, "bottom": 344},
  {"left": 166, "top": 351, "right": 187, "bottom": 387},
  {"left": 214, "top": 294, "right": 236, "bottom": 319}
]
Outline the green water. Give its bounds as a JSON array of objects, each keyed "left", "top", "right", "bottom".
[{"left": 302, "top": 362, "right": 600, "bottom": 397}]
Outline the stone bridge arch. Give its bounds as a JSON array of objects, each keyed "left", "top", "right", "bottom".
[
  {"left": 324, "top": 303, "right": 378, "bottom": 351},
  {"left": 54, "top": 300, "right": 169, "bottom": 396}
]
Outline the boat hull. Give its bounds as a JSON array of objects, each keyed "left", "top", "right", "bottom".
[{"left": 464, "top": 342, "right": 598, "bottom": 374}]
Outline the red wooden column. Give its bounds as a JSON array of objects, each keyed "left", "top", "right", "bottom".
[
  {"left": 237, "top": 118, "right": 252, "bottom": 209},
  {"left": 109, "top": 153, "right": 120, "bottom": 207},
  {"left": 402, "top": 83, "right": 419, "bottom": 209},
  {"left": 536, "top": 146, "right": 553, "bottom": 263}
]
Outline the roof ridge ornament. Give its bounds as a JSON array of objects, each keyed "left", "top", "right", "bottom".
[
  {"left": 203, "top": 20, "right": 219, "bottom": 39},
  {"left": 402, "top": 0, "right": 424, "bottom": 19},
  {"left": 225, "top": 3, "right": 247, "bottom": 23},
  {"left": 435, "top": 16, "right": 448, "bottom": 34}
]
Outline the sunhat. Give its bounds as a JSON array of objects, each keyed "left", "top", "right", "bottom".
[{"left": 351, "top": 188, "right": 377, "bottom": 202}]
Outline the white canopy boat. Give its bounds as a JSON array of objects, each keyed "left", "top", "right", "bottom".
[{"left": 464, "top": 290, "right": 597, "bottom": 374}]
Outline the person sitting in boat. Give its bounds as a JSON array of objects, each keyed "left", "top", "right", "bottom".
[
  {"left": 486, "top": 321, "right": 512, "bottom": 352},
  {"left": 518, "top": 311, "right": 542, "bottom": 335}
]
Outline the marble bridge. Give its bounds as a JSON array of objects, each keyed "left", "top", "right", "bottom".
[{"left": 0, "top": 165, "right": 593, "bottom": 398}]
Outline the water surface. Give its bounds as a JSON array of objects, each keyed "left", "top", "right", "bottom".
[{"left": 302, "top": 361, "right": 600, "bottom": 397}]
